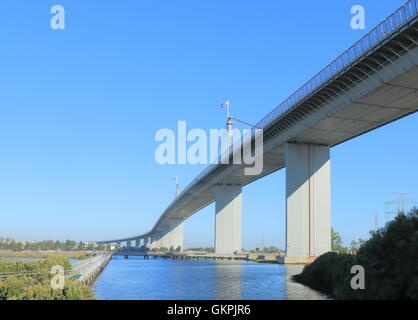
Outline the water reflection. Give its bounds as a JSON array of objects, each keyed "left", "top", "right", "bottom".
[
  {"left": 284, "top": 264, "right": 327, "bottom": 300},
  {"left": 214, "top": 261, "right": 242, "bottom": 299},
  {"left": 1, "top": 257, "right": 42, "bottom": 261},
  {"left": 93, "top": 258, "right": 325, "bottom": 300}
]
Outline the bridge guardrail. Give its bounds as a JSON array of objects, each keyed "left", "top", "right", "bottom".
[
  {"left": 173, "top": 0, "right": 418, "bottom": 204},
  {"left": 255, "top": 0, "right": 418, "bottom": 131},
  {"left": 103, "top": 1, "right": 418, "bottom": 238},
  {"left": 70, "top": 253, "right": 111, "bottom": 282}
]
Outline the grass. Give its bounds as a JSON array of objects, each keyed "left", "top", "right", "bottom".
[{"left": 0, "top": 250, "right": 91, "bottom": 260}]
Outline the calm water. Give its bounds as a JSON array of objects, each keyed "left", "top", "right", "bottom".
[
  {"left": 93, "top": 258, "right": 326, "bottom": 300},
  {"left": 1, "top": 257, "right": 42, "bottom": 261}
]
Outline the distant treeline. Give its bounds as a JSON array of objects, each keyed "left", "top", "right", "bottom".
[
  {"left": 184, "top": 246, "right": 282, "bottom": 253},
  {"left": 0, "top": 238, "right": 109, "bottom": 251},
  {"left": 250, "top": 246, "right": 281, "bottom": 253},
  {"left": 331, "top": 228, "right": 366, "bottom": 255},
  {"left": 294, "top": 208, "right": 418, "bottom": 300}
]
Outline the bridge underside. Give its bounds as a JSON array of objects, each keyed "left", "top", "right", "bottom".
[{"left": 98, "top": 16, "right": 418, "bottom": 260}]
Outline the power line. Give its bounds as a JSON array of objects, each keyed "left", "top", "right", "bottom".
[{"left": 384, "top": 193, "right": 417, "bottom": 215}]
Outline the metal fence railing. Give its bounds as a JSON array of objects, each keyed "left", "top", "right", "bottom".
[
  {"left": 0, "top": 254, "right": 112, "bottom": 282},
  {"left": 70, "top": 253, "right": 111, "bottom": 282}
]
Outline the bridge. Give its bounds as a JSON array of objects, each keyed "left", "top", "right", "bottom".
[
  {"left": 98, "top": 1, "right": 418, "bottom": 263},
  {"left": 69, "top": 253, "right": 112, "bottom": 285},
  {"left": 111, "top": 250, "right": 250, "bottom": 261}
]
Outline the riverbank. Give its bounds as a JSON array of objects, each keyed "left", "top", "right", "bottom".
[
  {"left": 293, "top": 210, "right": 418, "bottom": 300},
  {"left": 252, "top": 259, "right": 279, "bottom": 264}
]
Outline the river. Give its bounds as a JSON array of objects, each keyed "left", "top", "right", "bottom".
[{"left": 93, "top": 257, "right": 326, "bottom": 300}]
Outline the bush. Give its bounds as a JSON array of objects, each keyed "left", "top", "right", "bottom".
[
  {"left": 294, "top": 208, "right": 418, "bottom": 300},
  {"left": 293, "top": 252, "right": 355, "bottom": 297},
  {"left": 0, "top": 257, "right": 95, "bottom": 300}
]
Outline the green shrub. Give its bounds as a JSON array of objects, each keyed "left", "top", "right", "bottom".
[
  {"left": 0, "top": 257, "right": 94, "bottom": 300},
  {"left": 294, "top": 208, "right": 418, "bottom": 300},
  {"left": 293, "top": 252, "right": 355, "bottom": 297}
]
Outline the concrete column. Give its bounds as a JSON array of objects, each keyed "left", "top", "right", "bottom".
[
  {"left": 161, "top": 232, "right": 170, "bottom": 249},
  {"left": 214, "top": 184, "right": 242, "bottom": 254},
  {"left": 135, "top": 239, "right": 140, "bottom": 248},
  {"left": 158, "top": 222, "right": 184, "bottom": 251},
  {"left": 126, "top": 240, "right": 131, "bottom": 248},
  {"left": 282, "top": 142, "right": 331, "bottom": 264},
  {"left": 150, "top": 235, "right": 161, "bottom": 249},
  {"left": 169, "top": 223, "right": 184, "bottom": 251}
]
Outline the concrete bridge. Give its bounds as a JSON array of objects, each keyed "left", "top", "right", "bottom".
[
  {"left": 111, "top": 250, "right": 250, "bottom": 261},
  {"left": 98, "top": 1, "right": 418, "bottom": 263}
]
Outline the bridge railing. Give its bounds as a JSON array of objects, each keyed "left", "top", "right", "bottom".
[
  {"left": 70, "top": 253, "right": 111, "bottom": 282},
  {"left": 171, "top": 0, "right": 418, "bottom": 205},
  {"left": 139, "top": 0, "right": 418, "bottom": 235},
  {"left": 255, "top": 0, "right": 418, "bottom": 131}
]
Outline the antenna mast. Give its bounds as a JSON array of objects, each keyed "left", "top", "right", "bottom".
[{"left": 173, "top": 176, "right": 181, "bottom": 197}]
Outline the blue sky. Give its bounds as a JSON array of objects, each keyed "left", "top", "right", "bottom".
[{"left": 0, "top": 0, "right": 417, "bottom": 249}]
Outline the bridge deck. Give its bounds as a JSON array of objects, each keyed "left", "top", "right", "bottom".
[{"left": 98, "top": 1, "right": 418, "bottom": 244}]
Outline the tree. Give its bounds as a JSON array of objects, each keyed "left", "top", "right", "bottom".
[
  {"left": 64, "top": 240, "right": 76, "bottom": 251},
  {"left": 175, "top": 246, "right": 181, "bottom": 252},
  {"left": 295, "top": 208, "right": 418, "bottom": 300},
  {"left": 331, "top": 228, "right": 347, "bottom": 253},
  {"left": 78, "top": 241, "right": 85, "bottom": 250},
  {"left": 263, "top": 246, "right": 280, "bottom": 253},
  {"left": 54, "top": 240, "right": 61, "bottom": 250},
  {"left": 349, "top": 238, "right": 366, "bottom": 254}
]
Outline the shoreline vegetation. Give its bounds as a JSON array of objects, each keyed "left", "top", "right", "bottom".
[
  {"left": 7, "top": 210, "right": 416, "bottom": 300},
  {"left": 293, "top": 208, "right": 418, "bottom": 300},
  {"left": 0, "top": 250, "right": 91, "bottom": 260},
  {"left": 0, "top": 256, "right": 95, "bottom": 300},
  {"left": 0, "top": 238, "right": 110, "bottom": 252}
]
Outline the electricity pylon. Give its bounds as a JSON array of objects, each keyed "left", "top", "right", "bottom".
[{"left": 384, "top": 193, "right": 417, "bottom": 215}]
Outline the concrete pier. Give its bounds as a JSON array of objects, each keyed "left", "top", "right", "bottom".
[
  {"left": 149, "top": 235, "right": 161, "bottom": 249},
  {"left": 214, "top": 184, "right": 242, "bottom": 254},
  {"left": 158, "top": 221, "right": 184, "bottom": 250},
  {"left": 282, "top": 142, "right": 331, "bottom": 264}
]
